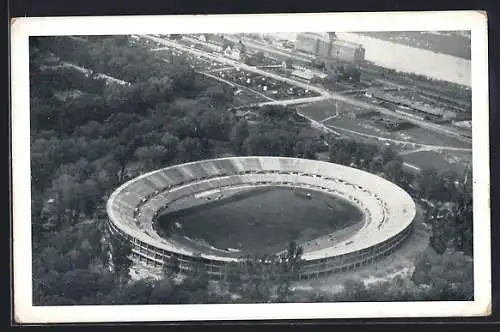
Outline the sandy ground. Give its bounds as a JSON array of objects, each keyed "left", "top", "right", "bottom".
[{"left": 129, "top": 258, "right": 163, "bottom": 282}]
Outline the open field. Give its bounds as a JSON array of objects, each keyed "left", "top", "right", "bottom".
[
  {"left": 158, "top": 186, "right": 363, "bottom": 257},
  {"left": 297, "top": 99, "right": 344, "bottom": 121},
  {"left": 322, "top": 114, "right": 470, "bottom": 149},
  {"left": 402, "top": 150, "right": 469, "bottom": 174},
  {"left": 400, "top": 127, "right": 471, "bottom": 148},
  {"left": 300, "top": 100, "right": 471, "bottom": 149},
  {"left": 296, "top": 99, "right": 472, "bottom": 173},
  {"left": 324, "top": 116, "right": 387, "bottom": 137}
]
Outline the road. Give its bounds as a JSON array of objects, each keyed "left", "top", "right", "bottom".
[
  {"left": 221, "top": 37, "right": 472, "bottom": 143},
  {"left": 60, "top": 62, "right": 131, "bottom": 86},
  {"left": 143, "top": 35, "right": 329, "bottom": 97},
  {"left": 142, "top": 35, "right": 471, "bottom": 144},
  {"left": 257, "top": 96, "right": 332, "bottom": 107}
]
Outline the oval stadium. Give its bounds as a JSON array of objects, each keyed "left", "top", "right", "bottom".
[{"left": 106, "top": 157, "right": 416, "bottom": 280}]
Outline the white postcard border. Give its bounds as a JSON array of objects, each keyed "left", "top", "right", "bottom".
[{"left": 11, "top": 11, "right": 490, "bottom": 323}]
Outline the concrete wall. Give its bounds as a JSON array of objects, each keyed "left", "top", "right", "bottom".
[
  {"left": 107, "top": 157, "right": 415, "bottom": 281},
  {"left": 107, "top": 215, "right": 413, "bottom": 280}
]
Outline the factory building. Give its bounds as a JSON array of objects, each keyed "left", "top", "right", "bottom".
[{"left": 294, "top": 32, "right": 366, "bottom": 67}]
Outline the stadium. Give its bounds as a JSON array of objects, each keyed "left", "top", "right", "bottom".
[{"left": 106, "top": 157, "right": 416, "bottom": 280}]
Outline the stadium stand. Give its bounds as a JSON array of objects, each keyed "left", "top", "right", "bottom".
[{"left": 107, "top": 157, "right": 416, "bottom": 279}]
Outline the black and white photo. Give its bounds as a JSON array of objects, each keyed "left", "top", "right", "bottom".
[{"left": 11, "top": 11, "right": 490, "bottom": 323}]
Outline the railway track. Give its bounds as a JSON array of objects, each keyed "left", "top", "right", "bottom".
[
  {"left": 360, "top": 63, "right": 471, "bottom": 108},
  {"left": 229, "top": 36, "right": 471, "bottom": 112},
  {"left": 142, "top": 35, "right": 472, "bottom": 143}
]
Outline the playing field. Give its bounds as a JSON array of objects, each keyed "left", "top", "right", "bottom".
[
  {"left": 297, "top": 99, "right": 357, "bottom": 121},
  {"left": 157, "top": 186, "right": 364, "bottom": 257}
]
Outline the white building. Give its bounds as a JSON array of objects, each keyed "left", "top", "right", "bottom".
[{"left": 224, "top": 46, "right": 242, "bottom": 61}]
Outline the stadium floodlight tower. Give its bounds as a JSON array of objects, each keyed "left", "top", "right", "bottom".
[{"left": 327, "top": 32, "right": 337, "bottom": 40}]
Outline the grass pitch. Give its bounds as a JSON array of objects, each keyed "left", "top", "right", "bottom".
[{"left": 158, "top": 186, "right": 363, "bottom": 257}]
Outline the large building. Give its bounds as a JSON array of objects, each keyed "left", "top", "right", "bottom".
[
  {"left": 107, "top": 157, "right": 416, "bottom": 280},
  {"left": 294, "top": 32, "right": 366, "bottom": 67},
  {"left": 370, "top": 90, "right": 458, "bottom": 121}
]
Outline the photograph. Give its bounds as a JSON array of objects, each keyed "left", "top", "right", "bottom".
[{"left": 11, "top": 11, "right": 490, "bottom": 323}]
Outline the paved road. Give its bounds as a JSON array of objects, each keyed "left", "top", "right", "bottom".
[
  {"left": 143, "top": 35, "right": 330, "bottom": 97},
  {"left": 219, "top": 37, "right": 473, "bottom": 143},
  {"left": 61, "top": 62, "right": 131, "bottom": 86},
  {"left": 399, "top": 147, "right": 436, "bottom": 155},
  {"left": 257, "top": 96, "right": 332, "bottom": 107},
  {"left": 142, "top": 35, "right": 471, "bottom": 144}
]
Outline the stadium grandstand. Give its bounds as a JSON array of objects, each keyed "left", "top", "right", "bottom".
[{"left": 106, "top": 157, "right": 416, "bottom": 280}]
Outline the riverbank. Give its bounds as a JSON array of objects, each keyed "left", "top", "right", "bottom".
[
  {"left": 357, "top": 31, "right": 471, "bottom": 60},
  {"left": 268, "top": 32, "right": 471, "bottom": 87}
]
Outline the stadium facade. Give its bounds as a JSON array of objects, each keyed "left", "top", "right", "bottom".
[{"left": 106, "top": 157, "right": 416, "bottom": 280}]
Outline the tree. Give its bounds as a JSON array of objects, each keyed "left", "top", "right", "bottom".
[
  {"left": 49, "top": 172, "right": 82, "bottom": 226},
  {"left": 412, "top": 248, "right": 473, "bottom": 300},
  {"left": 110, "top": 237, "right": 133, "bottom": 284},
  {"left": 231, "top": 119, "right": 250, "bottom": 154},
  {"left": 426, "top": 191, "right": 473, "bottom": 256},
  {"left": 149, "top": 278, "right": 174, "bottom": 304},
  {"left": 134, "top": 145, "right": 169, "bottom": 170},
  {"left": 197, "top": 108, "right": 232, "bottom": 142},
  {"left": 60, "top": 269, "right": 101, "bottom": 302},
  {"left": 78, "top": 179, "right": 101, "bottom": 215},
  {"left": 276, "top": 241, "right": 304, "bottom": 302},
  {"left": 329, "top": 138, "right": 354, "bottom": 165},
  {"left": 340, "top": 279, "right": 367, "bottom": 301},
  {"left": 282, "top": 241, "right": 304, "bottom": 274},
  {"left": 35, "top": 246, "right": 63, "bottom": 274},
  {"left": 163, "top": 256, "right": 181, "bottom": 278},
  {"left": 383, "top": 159, "right": 404, "bottom": 183},
  {"left": 177, "top": 137, "right": 204, "bottom": 162},
  {"left": 203, "top": 85, "right": 234, "bottom": 108},
  {"left": 136, "top": 76, "right": 174, "bottom": 105},
  {"left": 236, "top": 257, "right": 278, "bottom": 303},
  {"left": 30, "top": 96, "right": 59, "bottom": 132},
  {"left": 381, "top": 146, "right": 397, "bottom": 164},
  {"left": 31, "top": 137, "right": 61, "bottom": 191},
  {"left": 160, "top": 132, "right": 180, "bottom": 161},
  {"left": 169, "top": 116, "right": 198, "bottom": 140},
  {"left": 115, "top": 279, "right": 153, "bottom": 304},
  {"left": 181, "top": 254, "right": 210, "bottom": 303},
  {"left": 294, "top": 138, "right": 317, "bottom": 159},
  {"left": 418, "top": 168, "right": 442, "bottom": 200}
]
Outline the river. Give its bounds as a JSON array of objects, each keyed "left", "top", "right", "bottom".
[{"left": 270, "top": 32, "right": 471, "bottom": 87}]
